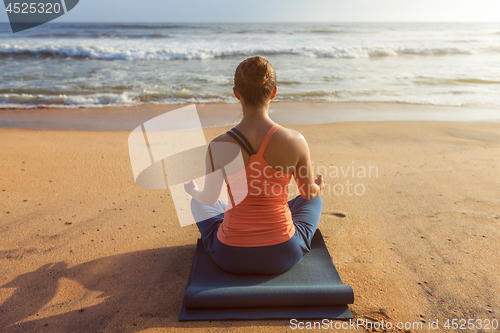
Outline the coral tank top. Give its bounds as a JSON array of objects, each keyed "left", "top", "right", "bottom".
[{"left": 217, "top": 124, "right": 296, "bottom": 247}]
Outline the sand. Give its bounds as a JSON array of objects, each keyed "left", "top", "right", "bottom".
[
  {"left": 1, "top": 105, "right": 500, "bottom": 332},
  {"left": 1, "top": 101, "right": 499, "bottom": 130}
]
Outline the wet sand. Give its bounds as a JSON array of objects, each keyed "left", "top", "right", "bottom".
[
  {"left": 1, "top": 104, "right": 500, "bottom": 332},
  {"left": 0, "top": 101, "right": 499, "bottom": 131}
]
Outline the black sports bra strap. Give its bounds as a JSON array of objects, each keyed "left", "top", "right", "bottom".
[
  {"left": 226, "top": 131, "right": 254, "bottom": 156},
  {"left": 230, "top": 128, "right": 256, "bottom": 155}
]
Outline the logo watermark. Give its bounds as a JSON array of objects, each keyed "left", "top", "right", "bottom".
[
  {"left": 128, "top": 105, "right": 378, "bottom": 226},
  {"left": 128, "top": 104, "right": 247, "bottom": 227},
  {"left": 3, "top": 0, "right": 79, "bottom": 33},
  {"left": 286, "top": 161, "right": 378, "bottom": 198},
  {"left": 290, "top": 318, "right": 499, "bottom": 331}
]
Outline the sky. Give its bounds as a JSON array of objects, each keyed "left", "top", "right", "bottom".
[{"left": 1, "top": 0, "right": 500, "bottom": 23}]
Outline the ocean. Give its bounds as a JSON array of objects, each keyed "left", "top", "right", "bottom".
[{"left": 0, "top": 22, "right": 499, "bottom": 108}]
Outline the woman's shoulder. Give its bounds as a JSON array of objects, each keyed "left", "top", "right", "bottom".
[
  {"left": 209, "top": 131, "right": 232, "bottom": 145},
  {"left": 209, "top": 124, "right": 308, "bottom": 154},
  {"left": 207, "top": 133, "right": 242, "bottom": 170},
  {"left": 264, "top": 125, "right": 309, "bottom": 166},
  {"left": 274, "top": 125, "right": 308, "bottom": 149},
  {"left": 276, "top": 125, "right": 305, "bottom": 140}
]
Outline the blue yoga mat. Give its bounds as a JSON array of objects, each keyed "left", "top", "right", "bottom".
[{"left": 179, "top": 229, "right": 354, "bottom": 320}]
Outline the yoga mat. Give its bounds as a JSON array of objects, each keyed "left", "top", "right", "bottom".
[{"left": 179, "top": 229, "right": 354, "bottom": 320}]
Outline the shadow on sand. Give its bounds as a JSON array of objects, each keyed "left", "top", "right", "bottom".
[
  {"left": 1, "top": 244, "right": 203, "bottom": 332},
  {"left": 1, "top": 244, "right": 288, "bottom": 332}
]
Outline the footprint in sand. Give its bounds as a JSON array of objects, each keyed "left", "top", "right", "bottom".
[{"left": 326, "top": 212, "right": 347, "bottom": 218}]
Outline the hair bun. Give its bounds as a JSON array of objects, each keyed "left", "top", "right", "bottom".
[
  {"left": 241, "top": 56, "right": 272, "bottom": 86},
  {"left": 234, "top": 56, "right": 277, "bottom": 107}
]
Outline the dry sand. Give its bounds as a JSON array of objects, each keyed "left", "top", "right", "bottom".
[{"left": 1, "top": 108, "right": 500, "bottom": 332}]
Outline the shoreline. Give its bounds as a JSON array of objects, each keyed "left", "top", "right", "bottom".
[{"left": 0, "top": 101, "right": 499, "bottom": 131}]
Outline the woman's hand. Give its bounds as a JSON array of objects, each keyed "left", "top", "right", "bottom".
[
  {"left": 184, "top": 180, "right": 199, "bottom": 196},
  {"left": 315, "top": 174, "right": 324, "bottom": 191}
]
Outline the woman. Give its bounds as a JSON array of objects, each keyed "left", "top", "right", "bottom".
[{"left": 184, "top": 56, "right": 324, "bottom": 275}]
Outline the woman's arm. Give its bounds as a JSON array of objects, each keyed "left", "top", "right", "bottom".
[
  {"left": 293, "top": 134, "right": 324, "bottom": 200},
  {"left": 184, "top": 143, "right": 224, "bottom": 206}
]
